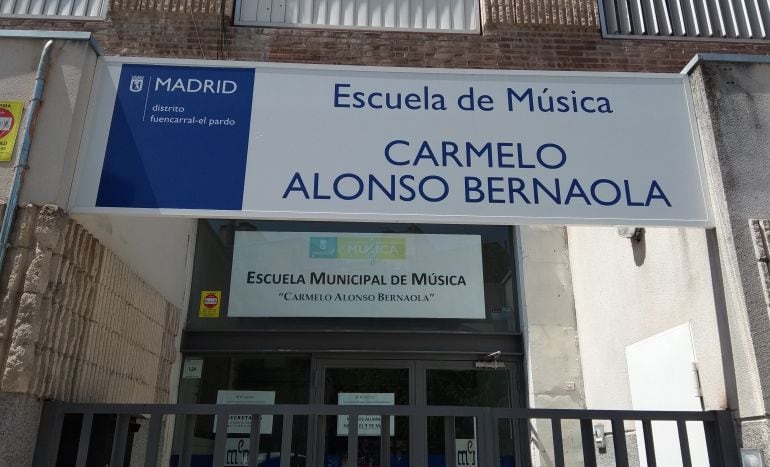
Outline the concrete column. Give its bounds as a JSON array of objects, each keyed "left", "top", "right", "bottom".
[
  {"left": 517, "top": 225, "right": 586, "bottom": 466},
  {"left": 689, "top": 59, "right": 770, "bottom": 459}
]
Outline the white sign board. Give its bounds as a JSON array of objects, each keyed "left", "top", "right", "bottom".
[
  {"left": 182, "top": 358, "right": 203, "bottom": 379},
  {"left": 72, "top": 59, "right": 711, "bottom": 227},
  {"left": 214, "top": 390, "right": 275, "bottom": 434},
  {"left": 228, "top": 231, "right": 485, "bottom": 318},
  {"left": 337, "top": 392, "right": 396, "bottom": 436}
]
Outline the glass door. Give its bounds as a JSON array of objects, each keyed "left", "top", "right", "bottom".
[
  {"left": 419, "top": 360, "right": 517, "bottom": 467},
  {"left": 313, "top": 357, "right": 520, "bottom": 467},
  {"left": 314, "top": 359, "right": 415, "bottom": 467}
]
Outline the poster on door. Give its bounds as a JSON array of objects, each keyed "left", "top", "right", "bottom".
[
  {"left": 337, "top": 392, "right": 396, "bottom": 436},
  {"left": 214, "top": 390, "right": 275, "bottom": 435},
  {"left": 456, "top": 438, "right": 478, "bottom": 467},
  {"left": 228, "top": 231, "right": 485, "bottom": 319},
  {"left": 224, "top": 438, "right": 251, "bottom": 467}
]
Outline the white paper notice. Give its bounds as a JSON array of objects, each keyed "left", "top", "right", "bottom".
[
  {"left": 214, "top": 390, "right": 275, "bottom": 435},
  {"left": 337, "top": 392, "right": 395, "bottom": 436}
]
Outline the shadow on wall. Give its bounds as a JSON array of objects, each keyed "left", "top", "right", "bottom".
[{"left": 632, "top": 229, "right": 646, "bottom": 267}]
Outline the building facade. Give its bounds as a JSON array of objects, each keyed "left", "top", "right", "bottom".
[{"left": 0, "top": 0, "right": 769, "bottom": 463}]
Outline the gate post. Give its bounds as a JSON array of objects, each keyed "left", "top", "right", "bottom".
[
  {"left": 31, "top": 401, "right": 65, "bottom": 467},
  {"left": 705, "top": 410, "right": 740, "bottom": 467}
]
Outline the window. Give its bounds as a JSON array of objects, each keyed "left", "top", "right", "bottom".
[
  {"left": 234, "top": 0, "right": 480, "bottom": 33},
  {"left": 0, "top": 0, "right": 107, "bottom": 18}
]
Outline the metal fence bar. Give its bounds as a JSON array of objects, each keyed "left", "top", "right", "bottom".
[
  {"left": 144, "top": 414, "right": 163, "bottom": 467},
  {"left": 248, "top": 415, "right": 262, "bottom": 467},
  {"left": 551, "top": 418, "right": 565, "bottom": 467},
  {"left": 180, "top": 414, "right": 195, "bottom": 467},
  {"left": 444, "top": 416, "right": 455, "bottom": 467},
  {"left": 476, "top": 413, "right": 490, "bottom": 467},
  {"left": 50, "top": 403, "right": 720, "bottom": 420},
  {"left": 109, "top": 414, "right": 131, "bottom": 467},
  {"left": 411, "top": 412, "right": 427, "bottom": 467},
  {"left": 75, "top": 413, "right": 93, "bottom": 467},
  {"left": 580, "top": 419, "right": 598, "bottom": 467},
  {"left": 32, "top": 401, "right": 65, "bottom": 467},
  {"left": 493, "top": 407, "right": 716, "bottom": 420},
  {"left": 213, "top": 410, "right": 229, "bottom": 467},
  {"left": 347, "top": 413, "right": 358, "bottom": 467},
  {"left": 676, "top": 420, "right": 692, "bottom": 467},
  {"left": 715, "top": 411, "right": 740, "bottom": 466},
  {"left": 489, "top": 409, "right": 501, "bottom": 467},
  {"left": 380, "top": 414, "right": 391, "bottom": 467},
  {"left": 641, "top": 419, "right": 657, "bottom": 467},
  {"left": 704, "top": 412, "right": 739, "bottom": 466},
  {"left": 281, "top": 414, "right": 294, "bottom": 467},
  {"left": 611, "top": 419, "right": 629, "bottom": 467},
  {"left": 704, "top": 417, "right": 722, "bottom": 464},
  {"left": 32, "top": 402, "right": 740, "bottom": 467}
]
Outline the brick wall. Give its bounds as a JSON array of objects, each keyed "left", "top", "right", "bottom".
[
  {"left": 0, "top": 204, "right": 180, "bottom": 404},
  {"left": 1, "top": 0, "right": 770, "bottom": 72}
]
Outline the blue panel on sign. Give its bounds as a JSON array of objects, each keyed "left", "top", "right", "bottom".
[{"left": 96, "top": 65, "right": 255, "bottom": 210}]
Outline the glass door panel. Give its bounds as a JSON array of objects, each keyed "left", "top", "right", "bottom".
[
  {"left": 171, "top": 355, "right": 311, "bottom": 467},
  {"left": 423, "top": 364, "right": 515, "bottom": 467},
  {"left": 317, "top": 362, "right": 412, "bottom": 467}
]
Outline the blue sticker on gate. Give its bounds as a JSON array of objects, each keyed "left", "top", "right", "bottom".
[{"left": 96, "top": 64, "right": 255, "bottom": 210}]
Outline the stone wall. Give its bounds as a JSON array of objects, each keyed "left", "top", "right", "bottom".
[
  {"left": 750, "top": 219, "right": 770, "bottom": 313},
  {"left": 0, "top": 203, "right": 180, "bottom": 404}
]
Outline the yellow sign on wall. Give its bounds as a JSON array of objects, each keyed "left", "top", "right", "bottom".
[
  {"left": 0, "top": 101, "right": 24, "bottom": 162},
  {"left": 199, "top": 290, "right": 221, "bottom": 318}
]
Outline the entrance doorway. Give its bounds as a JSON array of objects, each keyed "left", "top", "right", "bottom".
[
  {"left": 172, "top": 351, "right": 524, "bottom": 467},
  {"left": 311, "top": 355, "right": 519, "bottom": 467}
]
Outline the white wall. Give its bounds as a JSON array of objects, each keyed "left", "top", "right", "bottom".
[
  {"left": 0, "top": 36, "right": 194, "bottom": 309},
  {"left": 0, "top": 38, "right": 97, "bottom": 207},
  {"left": 567, "top": 226, "right": 726, "bottom": 411},
  {"left": 72, "top": 213, "right": 196, "bottom": 308}
]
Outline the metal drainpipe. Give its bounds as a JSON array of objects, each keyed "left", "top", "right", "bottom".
[{"left": 0, "top": 39, "right": 54, "bottom": 274}]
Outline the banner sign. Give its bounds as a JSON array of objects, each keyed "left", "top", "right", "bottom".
[
  {"left": 73, "top": 58, "right": 711, "bottom": 226},
  {"left": 228, "top": 231, "right": 485, "bottom": 318}
]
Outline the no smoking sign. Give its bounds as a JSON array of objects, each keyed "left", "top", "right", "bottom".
[
  {"left": 0, "top": 102, "right": 23, "bottom": 162},
  {"left": 199, "top": 290, "right": 221, "bottom": 318}
]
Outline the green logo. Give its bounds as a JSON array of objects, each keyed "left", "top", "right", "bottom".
[
  {"left": 309, "top": 237, "right": 337, "bottom": 258},
  {"left": 309, "top": 237, "right": 405, "bottom": 261}
]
